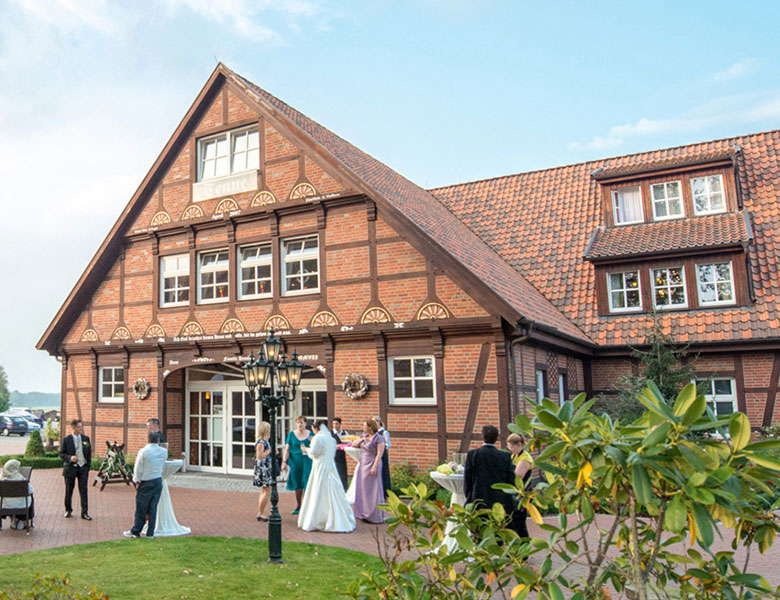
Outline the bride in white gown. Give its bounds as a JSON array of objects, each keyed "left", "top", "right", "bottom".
[{"left": 298, "top": 422, "right": 356, "bottom": 532}]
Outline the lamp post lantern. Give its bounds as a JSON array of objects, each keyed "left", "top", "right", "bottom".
[{"left": 242, "top": 329, "right": 305, "bottom": 563}]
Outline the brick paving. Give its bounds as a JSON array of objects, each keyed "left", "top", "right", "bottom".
[{"left": 1, "top": 469, "right": 778, "bottom": 590}]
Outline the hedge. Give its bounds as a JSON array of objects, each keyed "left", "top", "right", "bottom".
[{"left": 0, "top": 452, "right": 133, "bottom": 471}]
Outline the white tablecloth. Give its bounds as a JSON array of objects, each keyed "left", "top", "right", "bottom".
[
  {"left": 430, "top": 472, "right": 465, "bottom": 553},
  {"left": 142, "top": 460, "right": 191, "bottom": 537},
  {"left": 344, "top": 446, "right": 362, "bottom": 504}
]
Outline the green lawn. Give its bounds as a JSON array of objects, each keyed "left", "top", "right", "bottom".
[{"left": 0, "top": 537, "right": 381, "bottom": 599}]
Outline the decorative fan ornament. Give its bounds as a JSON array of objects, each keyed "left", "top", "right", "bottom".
[
  {"left": 220, "top": 318, "right": 245, "bottom": 334},
  {"left": 417, "top": 302, "right": 449, "bottom": 320},
  {"left": 311, "top": 311, "right": 338, "bottom": 328},
  {"left": 361, "top": 307, "right": 390, "bottom": 324},
  {"left": 342, "top": 373, "right": 369, "bottom": 400},
  {"left": 181, "top": 321, "right": 204, "bottom": 337},
  {"left": 133, "top": 378, "right": 151, "bottom": 400},
  {"left": 290, "top": 182, "right": 317, "bottom": 200},
  {"left": 251, "top": 191, "right": 277, "bottom": 207},
  {"left": 215, "top": 198, "right": 239, "bottom": 214},
  {"left": 112, "top": 326, "right": 131, "bottom": 340},
  {"left": 150, "top": 211, "right": 171, "bottom": 226},
  {"left": 145, "top": 324, "right": 166, "bottom": 338},
  {"left": 81, "top": 329, "right": 99, "bottom": 342},
  {"left": 264, "top": 315, "right": 290, "bottom": 331},
  {"left": 182, "top": 205, "right": 204, "bottom": 220}
]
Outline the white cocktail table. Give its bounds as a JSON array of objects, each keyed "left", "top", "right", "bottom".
[{"left": 430, "top": 471, "right": 465, "bottom": 553}]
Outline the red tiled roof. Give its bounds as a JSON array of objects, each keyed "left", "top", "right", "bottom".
[
  {"left": 585, "top": 212, "right": 751, "bottom": 261},
  {"left": 592, "top": 150, "right": 734, "bottom": 180},
  {"left": 431, "top": 131, "right": 780, "bottom": 346},
  {"left": 226, "top": 67, "right": 591, "bottom": 343}
]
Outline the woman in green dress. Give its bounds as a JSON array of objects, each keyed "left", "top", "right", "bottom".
[{"left": 281, "top": 416, "right": 313, "bottom": 514}]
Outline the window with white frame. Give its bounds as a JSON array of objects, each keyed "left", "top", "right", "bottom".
[
  {"left": 612, "top": 186, "right": 643, "bottom": 225},
  {"left": 698, "top": 378, "right": 737, "bottom": 418},
  {"left": 651, "top": 266, "right": 687, "bottom": 308},
  {"left": 535, "top": 369, "right": 547, "bottom": 400},
  {"left": 651, "top": 181, "right": 684, "bottom": 220},
  {"left": 239, "top": 243, "right": 272, "bottom": 299},
  {"left": 282, "top": 235, "right": 319, "bottom": 295},
  {"left": 198, "top": 249, "right": 229, "bottom": 303},
  {"left": 607, "top": 270, "right": 642, "bottom": 313},
  {"left": 691, "top": 175, "right": 726, "bottom": 215},
  {"left": 100, "top": 367, "right": 124, "bottom": 402},
  {"left": 389, "top": 357, "right": 435, "bottom": 404},
  {"left": 696, "top": 262, "right": 735, "bottom": 306},
  {"left": 160, "top": 254, "right": 190, "bottom": 307},
  {"left": 197, "top": 126, "right": 259, "bottom": 181},
  {"left": 558, "top": 373, "right": 568, "bottom": 406}
]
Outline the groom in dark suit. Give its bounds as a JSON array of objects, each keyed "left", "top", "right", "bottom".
[
  {"left": 59, "top": 419, "right": 92, "bottom": 520},
  {"left": 464, "top": 425, "right": 515, "bottom": 515}
]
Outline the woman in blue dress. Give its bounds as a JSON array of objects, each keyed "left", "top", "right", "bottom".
[
  {"left": 253, "top": 421, "right": 273, "bottom": 521},
  {"left": 281, "top": 415, "right": 313, "bottom": 514}
]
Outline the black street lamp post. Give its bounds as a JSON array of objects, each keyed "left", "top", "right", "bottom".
[{"left": 242, "top": 329, "right": 305, "bottom": 563}]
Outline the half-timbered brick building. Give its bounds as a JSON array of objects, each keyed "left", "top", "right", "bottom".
[{"left": 37, "top": 64, "right": 780, "bottom": 473}]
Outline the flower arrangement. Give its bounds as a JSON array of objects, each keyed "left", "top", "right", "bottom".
[{"left": 435, "top": 461, "right": 464, "bottom": 475}]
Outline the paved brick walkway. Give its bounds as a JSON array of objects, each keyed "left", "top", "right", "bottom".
[
  {"left": 0, "top": 469, "right": 384, "bottom": 557},
  {"left": 2, "top": 469, "right": 778, "bottom": 590}
]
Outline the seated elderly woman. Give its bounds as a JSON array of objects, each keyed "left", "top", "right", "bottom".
[{"left": 1, "top": 459, "right": 34, "bottom": 529}]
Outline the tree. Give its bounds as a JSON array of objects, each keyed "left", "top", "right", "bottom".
[
  {"left": 352, "top": 387, "right": 780, "bottom": 600},
  {"left": 593, "top": 315, "right": 698, "bottom": 423},
  {"left": 0, "top": 365, "right": 9, "bottom": 413},
  {"left": 24, "top": 429, "right": 45, "bottom": 458}
]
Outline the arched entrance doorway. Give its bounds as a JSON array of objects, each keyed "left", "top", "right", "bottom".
[{"left": 184, "top": 363, "right": 326, "bottom": 474}]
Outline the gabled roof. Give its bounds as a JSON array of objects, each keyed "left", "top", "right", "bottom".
[
  {"left": 38, "top": 64, "right": 591, "bottom": 354},
  {"left": 431, "top": 130, "right": 780, "bottom": 346}
]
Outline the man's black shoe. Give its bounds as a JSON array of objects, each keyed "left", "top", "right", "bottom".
[
  {"left": 64, "top": 510, "right": 72, "bottom": 518},
  {"left": 81, "top": 514, "right": 92, "bottom": 521}
]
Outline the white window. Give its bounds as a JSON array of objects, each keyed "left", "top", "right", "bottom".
[
  {"left": 239, "top": 243, "right": 272, "bottom": 299},
  {"left": 198, "top": 249, "right": 229, "bottom": 303},
  {"left": 160, "top": 254, "right": 190, "bottom": 307},
  {"left": 197, "top": 126, "right": 259, "bottom": 182},
  {"left": 389, "top": 357, "right": 436, "bottom": 405},
  {"left": 698, "top": 378, "right": 737, "bottom": 418},
  {"left": 607, "top": 270, "right": 642, "bottom": 313},
  {"left": 691, "top": 175, "right": 726, "bottom": 215},
  {"left": 696, "top": 262, "right": 735, "bottom": 306},
  {"left": 651, "top": 181, "right": 684, "bottom": 220},
  {"left": 612, "top": 186, "right": 643, "bottom": 225},
  {"left": 535, "top": 369, "right": 546, "bottom": 400},
  {"left": 282, "top": 235, "right": 319, "bottom": 295},
  {"left": 100, "top": 367, "right": 124, "bottom": 403},
  {"left": 652, "top": 266, "right": 687, "bottom": 308}
]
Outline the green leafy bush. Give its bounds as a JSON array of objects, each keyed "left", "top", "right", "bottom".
[
  {"left": 390, "top": 461, "right": 450, "bottom": 504},
  {"left": 353, "top": 385, "right": 780, "bottom": 600},
  {"left": 0, "top": 573, "right": 107, "bottom": 599},
  {"left": 24, "top": 431, "right": 45, "bottom": 458},
  {"left": 0, "top": 453, "right": 128, "bottom": 471}
]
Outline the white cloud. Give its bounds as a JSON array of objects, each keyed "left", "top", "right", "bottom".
[
  {"left": 714, "top": 58, "right": 759, "bottom": 82},
  {"left": 568, "top": 90, "right": 780, "bottom": 152},
  {"left": 10, "top": 0, "right": 119, "bottom": 34}
]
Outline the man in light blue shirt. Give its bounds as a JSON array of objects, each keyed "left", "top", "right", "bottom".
[{"left": 124, "top": 432, "right": 168, "bottom": 538}]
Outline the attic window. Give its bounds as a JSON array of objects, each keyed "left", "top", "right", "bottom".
[{"left": 197, "top": 126, "right": 259, "bottom": 181}]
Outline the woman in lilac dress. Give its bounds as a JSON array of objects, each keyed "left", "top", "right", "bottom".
[{"left": 351, "top": 418, "right": 386, "bottom": 523}]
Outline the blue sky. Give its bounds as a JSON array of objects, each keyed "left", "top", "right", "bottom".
[{"left": 1, "top": 0, "right": 779, "bottom": 393}]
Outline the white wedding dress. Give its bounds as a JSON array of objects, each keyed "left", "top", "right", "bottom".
[{"left": 298, "top": 425, "right": 356, "bottom": 532}]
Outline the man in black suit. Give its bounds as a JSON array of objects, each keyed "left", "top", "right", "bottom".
[
  {"left": 59, "top": 419, "right": 92, "bottom": 520},
  {"left": 146, "top": 418, "right": 166, "bottom": 444},
  {"left": 464, "top": 425, "right": 515, "bottom": 515},
  {"left": 329, "top": 427, "right": 349, "bottom": 490}
]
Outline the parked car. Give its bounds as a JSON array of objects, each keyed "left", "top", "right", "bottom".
[
  {"left": 6, "top": 408, "right": 43, "bottom": 427},
  {"left": 24, "top": 419, "right": 41, "bottom": 431},
  {"left": 0, "top": 416, "right": 30, "bottom": 436}
]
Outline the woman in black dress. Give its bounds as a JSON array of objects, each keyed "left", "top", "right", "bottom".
[{"left": 254, "top": 421, "right": 273, "bottom": 521}]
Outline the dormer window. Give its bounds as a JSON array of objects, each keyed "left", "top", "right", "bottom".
[
  {"left": 651, "top": 181, "right": 683, "bottom": 220},
  {"left": 691, "top": 175, "right": 725, "bottom": 215},
  {"left": 651, "top": 266, "right": 687, "bottom": 309},
  {"left": 612, "top": 186, "right": 643, "bottom": 225}
]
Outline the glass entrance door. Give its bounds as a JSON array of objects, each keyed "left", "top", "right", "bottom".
[
  {"left": 230, "top": 388, "right": 258, "bottom": 473},
  {"left": 188, "top": 389, "right": 224, "bottom": 470}
]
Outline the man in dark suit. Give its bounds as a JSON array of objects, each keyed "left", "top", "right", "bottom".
[
  {"left": 330, "top": 428, "right": 349, "bottom": 490},
  {"left": 146, "top": 418, "right": 166, "bottom": 444},
  {"left": 59, "top": 419, "right": 92, "bottom": 520},
  {"left": 464, "top": 425, "right": 515, "bottom": 515}
]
